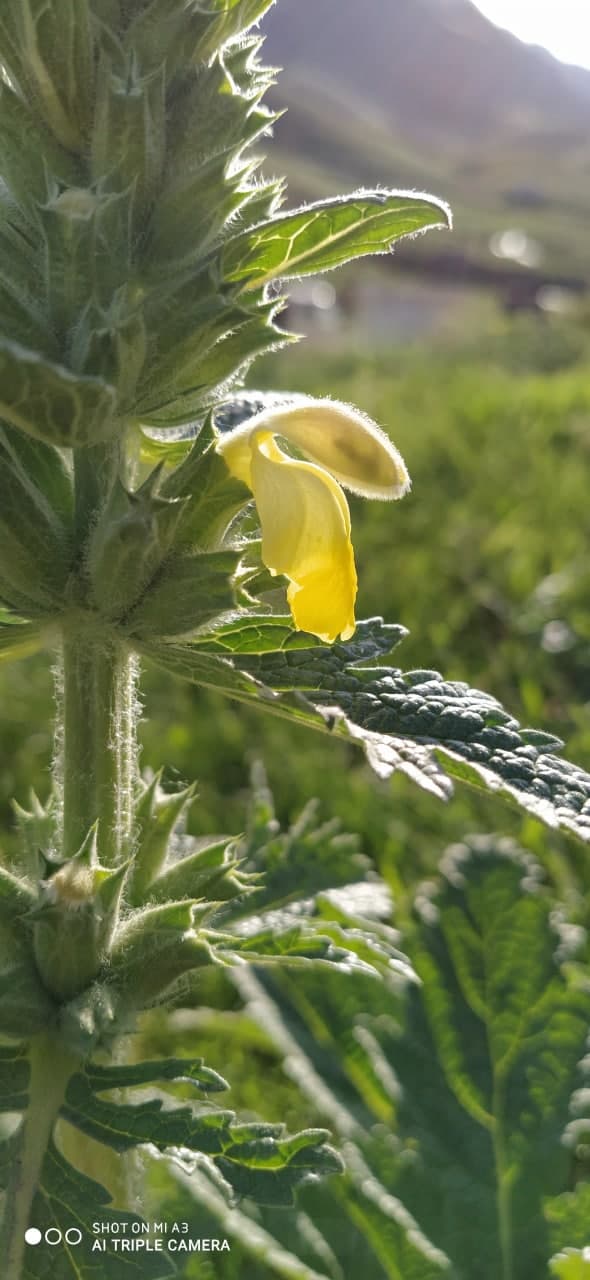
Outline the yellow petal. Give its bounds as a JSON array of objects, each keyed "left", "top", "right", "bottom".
[
  {"left": 216, "top": 398, "right": 410, "bottom": 499},
  {"left": 216, "top": 423, "right": 256, "bottom": 487},
  {"left": 266, "top": 400, "right": 410, "bottom": 499},
  {"left": 251, "top": 432, "right": 357, "bottom": 643}
]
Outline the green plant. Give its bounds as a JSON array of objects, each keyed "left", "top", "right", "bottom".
[{"left": 0, "top": 3, "right": 589, "bottom": 1279}]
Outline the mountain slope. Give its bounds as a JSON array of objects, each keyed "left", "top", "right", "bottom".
[
  {"left": 263, "top": 0, "right": 590, "bottom": 143},
  {"left": 260, "top": 0, "right": 590, "bottom": 276}
]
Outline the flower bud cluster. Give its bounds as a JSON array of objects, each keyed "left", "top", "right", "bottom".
[{"left": 0, "top": 778, "right": 249, "bottom": 1045}]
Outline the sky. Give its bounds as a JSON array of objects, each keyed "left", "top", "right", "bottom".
[{"left": 473, "top": 0, "right": 590, "bottom": 70}]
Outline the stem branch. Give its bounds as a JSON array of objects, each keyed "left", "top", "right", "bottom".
[{"left": 2, "top": 1035, "right": 80, "bottom": 1280}]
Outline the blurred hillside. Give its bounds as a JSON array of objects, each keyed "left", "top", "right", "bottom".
[{"left": 261, "top": 0, "right": 590, "bottom": 280}]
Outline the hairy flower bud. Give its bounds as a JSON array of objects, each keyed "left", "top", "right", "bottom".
[{"left": 33, "top": 830, "right": 127, "bottom": 1001}]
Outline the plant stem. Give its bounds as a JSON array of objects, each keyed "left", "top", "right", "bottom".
[
  {"left": 2, "top": 1034, "right": 80, "bottom": 1280},
  {"left": 61, "top": 440, "right": 138, "bottom": 864},
  {"left": 61, "top": 630, "right": 137, "bottom": 864}
]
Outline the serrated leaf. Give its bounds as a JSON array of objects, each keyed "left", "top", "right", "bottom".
[
  {"left": 62, "top": 1071, "right": 236, "bottom": 1153},
  {"left": 141, "top": 620, "right": 590, "bottom": 841},
  {"left": 227, "top": 769, "right": 370, "bottom": 919},
  {"left": 171, "top": 1164, "right": 336, "bottom": 1280},
  {"left": 146, "top": 836, "right": 248, "bottom": 907},
  {"left": 128, "top": 0, "right": 274, "bottom": 72},
  {"left": 207, "top": 916, "right": 406, "bottom": 980},
  {"left": 239, "top": 839, "right": 590, "bottom": 1280},
  {"left": 223, "top": 190, "right": 450, "bottom": 290},
  {"left": 395, "top": 839, "right": 590, "bottom": 1277},
  {"left": 137, "top": 310, "right": 288, "bottom": 428},
  {"left": 62, "top": 1073, "right": 341, "bottom": 1207},
  {"left": 23, "top": 1142, "right": 176, "bottom": 1279},
  {"left": 85, "top": 1056, "right": 228, "bottom": 1095},
  {"left": 195, "top": 614, "right": 407, "bottom": 658},
  {"left": 128, "top": 778, "right": 197, "bottom": 905},
  {"left": 0, "top": 340, "right": 117, "bottom": 447}
]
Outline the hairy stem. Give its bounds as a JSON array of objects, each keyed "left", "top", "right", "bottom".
[
  {"left": 61, "top": 630, "right": 137, "bottom": 864},
  {"left": 2, "top": 1035, "right": 80, "bottom": 1280},
  {"left": 61, "top": 440, "right": 138, "bottom": 864}
]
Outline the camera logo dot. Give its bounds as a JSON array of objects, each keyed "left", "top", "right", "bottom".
[{"left": 25, "top": 1227, "right": 83, "bottom": 1247}]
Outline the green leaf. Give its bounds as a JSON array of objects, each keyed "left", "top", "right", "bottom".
[
  {"left": 145, "top": 836, "right": 250, "bottom": 907},
  {"left": 396, "top": 838, "right": 589, "bottom": 1277},
  {"left": 0, "top": 923, "right": 55, "bottom": 1038},
  {"left": 108, "top": 900, "right": 214, "bottom": 1006},
  {"left": 0, "top": 82, "right": 79, "bottom": 212},
  {"left": 206, "top": 915, "right": 408, "bottom": 982},
  {"left": 213, "top": 1140, "right": 343, "bottom": 1209},
  {"left": 0, "top": 422, "right": 73, "bottom": 524},
  {"left": 150, "top": 49, "right": 275, "bottom": 264},
  {"left": 143, "top": 620, "right": 590, "bottom": 841},
  {"left": 86, "top": 476, "right": 185, "bottom": 619},
  {"left": 85, "top": 1056, "right": 228, "bottom": 1096},
  {"left": 160, "top": 426, "right": 251, "bottom": 549},
  {"left": 170, "top": 1164, "right": 337, "bottom": 1280},
  {"left": 550, "top": 1251, "right": 590, "bottom": 1279},
  {"left": 12, "top": 789, "right": 58, "bottom": 880},
  {"left": 126, "top": 550, "right": 239, "bottom": 638},
  {"left": 139, "top": 642, "right": 270, "bottom": 702},
  {"left": 0, "top": 622, "right": 41, "bottom": 663},
  {"left": 127, "top": 778, "right": 197, "bottom": 905},
  {"left": 223, "top": 190, "right": 451, "bottom": 290},
  {"left": 0, "top": 1130, "right": 20, "bottom": 1192},
  {"left": 128, "top": 0, "right": 275, "bottom": 73},
  {"left": 0, "top": 0, "right": 94, "bottom": 153},
  {"left": 62, "top": 1070, "right": 236, "bottom": 1154},
  {"left": 226, "top": 763, "right": 371, "bottom": 919},
  {"left": 91, "top": 57, "right": 166, "bottom": 218},
  {"left": 0, "top": 340, "right": 117, "bottom": 447},
  {"left": 0, "top": 424, "right": 73, "bottom": 608},
  {"left": 195, "top": 614, "right": 406, "bottom": 658},
  {"left": 0, "top": 1044, "right": 29, "bottom": 1111},
  {"left": 62, "top": 1073, "right": 341, "bottom": 1207},
  {"left": 24, "top": 1142, "right": 176, "bottom": 1279},
  {"left": 137, "top": 309, "right": 288, "bottom": 428}
]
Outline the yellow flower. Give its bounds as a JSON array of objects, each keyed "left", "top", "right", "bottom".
[{"left": 216, "top": 398, "right": 410, "bottom": 643}]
